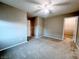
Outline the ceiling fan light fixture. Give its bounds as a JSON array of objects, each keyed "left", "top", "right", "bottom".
[{"left": 43, "top": 9, "right": 49, "bottom": 14}]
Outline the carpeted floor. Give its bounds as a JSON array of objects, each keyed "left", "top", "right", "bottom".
[{"left": 0, "top": 37, "right": 79, "bottom": 59}]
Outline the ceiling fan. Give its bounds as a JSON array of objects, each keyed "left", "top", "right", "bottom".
[{"left": 26, "top": 0, "right": 74, "bottom": 15}]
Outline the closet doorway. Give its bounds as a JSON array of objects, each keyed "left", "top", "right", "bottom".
[{"left": 62, "top": 16, "right": 78, "bottom": 42}]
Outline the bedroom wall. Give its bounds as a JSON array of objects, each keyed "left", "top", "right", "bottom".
[
  {"left": 0, "top": 3, "right": 27, "bottom": 51},
  {"left": 43, "top": 12, "right": 79, "bottom": 40},
  {"left": 35, "top": 17, "right": 44, "bottom": 38},
  {"left": 43, "top": 15, "right": 64, "bottom": 40}
]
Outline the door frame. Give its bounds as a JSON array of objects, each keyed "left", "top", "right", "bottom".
[
  {"left": 62, "top": 16, "right": 78, "bottom": 42},
  {"left": 62, "top": 19, "right": 65, "bottom": 40},
  {"left": 73, "top": 16, "right": 78, "bottom": 43}
]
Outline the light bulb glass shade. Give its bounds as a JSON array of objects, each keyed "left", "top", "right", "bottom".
[{"left": 43, "top": 9, "right": 49, "bottom": 14}]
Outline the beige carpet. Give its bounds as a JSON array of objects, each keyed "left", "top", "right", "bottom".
[{"left": 0, "top": 37, "right": 79, "bottom": 59}]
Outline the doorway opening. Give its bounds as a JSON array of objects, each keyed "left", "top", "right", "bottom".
[
  {"left": 62, "top": 16, "right": 78, "bottom": 42},
  {"left": 27, "top": 16, "right": 36, "bottom": 41}
]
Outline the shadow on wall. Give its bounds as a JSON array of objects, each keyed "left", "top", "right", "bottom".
[
  {"left": 0, "top": 20, "right": 27, "bottom": 50},
  {"left": 0, "top": 2, "right": 25, "bottom": 23}
]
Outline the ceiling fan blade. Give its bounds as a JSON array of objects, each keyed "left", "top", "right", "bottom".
[
  {"left": 26, "top": 0, "right": 41, "bottom": 4},
  {"left": 31, "top": 9, "right": 42, "bottom": 15},
  {"left": 53, "top": 2, "right": 71, "bottom": 6},
  {"left": 33, "top": 9, "right": 42, "bottom": 13}
]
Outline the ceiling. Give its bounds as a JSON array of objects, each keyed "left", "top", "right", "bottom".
[{"left": 0, "top": 0, "right": 79, "bottom": 18}]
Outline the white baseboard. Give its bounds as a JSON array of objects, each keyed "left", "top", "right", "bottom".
[
  {"left": 0, "top": 41, "right": 27, "bottom": 51},
  {"left": 35, "top": 36, "right": 43, "bottom": 39},
  {"left": 43, "top": 35, "right": 62, "bottom": 40}
]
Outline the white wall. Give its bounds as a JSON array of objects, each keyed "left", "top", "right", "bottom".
[
  {"left": 64, "top": 17, "right": 77, "bottom": 35},
  {"left": 27, "top": 20, "right": 31, "bottom": 36},
  {"left": 35, "top": 17, "right": 43, "bottom": 38},
  {"left": 0, "top": 3, "right": 27, "bottom": 50},
  {"left": 43, "top": 15, "right": 64, "bottom": 40},
  {"left": 43, "top": 13, "right": 79, "bottom": 40}
]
